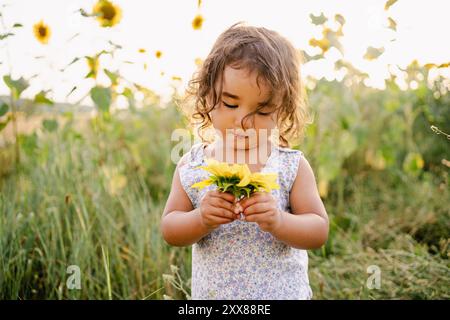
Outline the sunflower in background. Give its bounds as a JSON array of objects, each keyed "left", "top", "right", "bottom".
[
  {"left": 93, "top": 0, "right": 122, "bottom": 27},
  {"left": 33, "top": 20, "right": 51, "bottom": 44},
  {"left": 191, "top": 14, "right": 204, "bottom": 30}
]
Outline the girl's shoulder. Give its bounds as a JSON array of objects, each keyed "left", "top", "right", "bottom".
[
  {"left": 177, "top": 142, "right": 208, "bottom": 208},
  {"left": 271, "top": 145, "right": 305, "bottom": 192},
  {"left": 273, "top": 144, "right": 304, "bottom": 155}
]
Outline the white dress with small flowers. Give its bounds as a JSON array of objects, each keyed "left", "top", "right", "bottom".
[{"left": 179, "top": 142, "right": 313, "bottom": 300}]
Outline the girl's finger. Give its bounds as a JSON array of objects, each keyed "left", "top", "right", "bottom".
[
  {"left": 212, "top": 190, "right": 235, "bottom": 203},
  {"left": 244, "top": 213, "right": 264, "bottom": 223},
  {"left": 244, "top": 210, "right": 272, "bottom": 223},
  {"left": 243, "top": 203, "right": 271, "bottom": 216},
  {"left": 212, "top": 207, "right": 236, "bottom": 220},
  {"left": 211, "top": 197, "right": 235, "bottom": 212},
  {"left": 240, "top": 193, "right": 269, "bottom": 210}
]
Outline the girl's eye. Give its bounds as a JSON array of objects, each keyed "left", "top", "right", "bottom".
[
  {"left": 223, "top": 101, "right": 238, "bottom": 108},
  {"left": 222, "top": 101, "right": 272, "bottom": 115}
]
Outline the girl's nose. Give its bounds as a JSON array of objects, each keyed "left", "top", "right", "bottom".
[{"left": 234, "top": 110, "right": 252, "bottom": 130}]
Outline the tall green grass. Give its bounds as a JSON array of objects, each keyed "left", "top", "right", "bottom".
[{"left": 0, "top": 105, "right": 191, "bottom": 299}]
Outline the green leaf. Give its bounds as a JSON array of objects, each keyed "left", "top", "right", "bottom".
[
  {"left": 85, "top": 70, "right": 95, "bottom": 79},
  {"left": 79, "top": 8, "right": 93, "bottom": 17},
  {"left": 122, "top": 87, "right": 134, "bottom": 99},
  {"left": 221, "top": 183, "right": 234, "bottom": 192},
  {"left": 34, "top": 91, "right": 54, "bottom": 105},
  {"left": 403, "top": 152, "right": 424, "bottom": 176},
  {"left": 67, "top": 57, "right": 80, "bottom": 67},
  {"left": 18, "top": 132, "right": 38, "bottom": 156},
  {"left": 324, "top": 28, "right": 344, "bottom": 54},
  {"left": 90, "top": 86, "right": 111, "bottom": 113},
  {"left": 108, "top": 40, "right": 123, "bottom": 50},
  {"left": 66, "top": 86, "right": 77, "bottom": 98},
  {"left": 12, "top": 23, "right": 23, "bottom": 28},
  {"left": 0, "top": 116, "right": 10, "bottom": 132},
  {"left": 0, "top": 32, "right": 14, "bottom": 40},
  {"left": 3, "top": 75, "right": 29, "bottom": 99},
  {"left": 363, "top": 46, "right": 385, "bottom": 60},
  {"left": 387, "top": 17, "right": 397, "bottom": 31},
  {"left": 42, "top": 119, "right": 58, "bottom": 132},
  {"left": 334, "top": 14, "right": 345, "bottom": 26},
  {"left": 243, "top": 188, "right": 251, "bottom": 198},
  {"left": 0, "top": 102, "right": 8, "bottom": 117},
  {"left": 384, "top": 0, "right": 398, "bottom": 10},
  {"left": 303, "top": 51, "right": 324, "bottom": 62},
  {"left": 104, "top": 69, "right": 119, "bottom": 86},
  {"left": 310, "top": 13, "right": 328, "bottom": 25}
]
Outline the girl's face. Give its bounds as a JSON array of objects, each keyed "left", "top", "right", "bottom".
[{"left": 209, "top": 65, "right": 278, "bottom": 150}]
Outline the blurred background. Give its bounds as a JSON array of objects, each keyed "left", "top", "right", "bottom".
[{"left": 0, "top": 0, "right": 448, "bottom": 299}]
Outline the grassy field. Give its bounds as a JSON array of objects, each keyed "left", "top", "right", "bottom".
[{"left": 0, "top": 96, "right": 448, "bottom": 299}]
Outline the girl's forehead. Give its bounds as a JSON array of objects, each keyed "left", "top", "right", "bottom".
[{"left": 220, "top": 66, "right": 272, "bottom": 101}]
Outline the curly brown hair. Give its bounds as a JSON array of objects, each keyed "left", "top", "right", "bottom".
[{"left": 182, "top": 21, "right": 312, "bottom": 148}]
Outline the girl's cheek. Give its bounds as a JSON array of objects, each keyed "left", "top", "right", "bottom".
[{"left": 255, "top": 116, "right": 275, "bottom": 130}]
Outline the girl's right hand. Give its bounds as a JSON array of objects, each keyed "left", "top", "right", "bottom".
[{"left": 199, "top": 190, "right": 237, "bottom": 230}]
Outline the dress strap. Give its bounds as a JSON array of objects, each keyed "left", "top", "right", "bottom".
[{"left": 187, "top": 142, "right": 205, "bottom": 167}]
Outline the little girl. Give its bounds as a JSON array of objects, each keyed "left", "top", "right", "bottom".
[{"left": 161, "top": 22, "right": 329, "bottom": 300}]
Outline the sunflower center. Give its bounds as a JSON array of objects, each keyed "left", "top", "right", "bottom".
[
  {"left": 193, "top": 17, "right": 202, "bottom": 27},
  {"left": 38, "top": 26, "right": 47, "bottom": 37},
  {"left": 101, "top": 4, "right": 116, "bottom": 20}
]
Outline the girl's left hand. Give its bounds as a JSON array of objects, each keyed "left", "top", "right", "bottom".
[{"left": 235, "top": 192, "right": 284, "bottom": 233}]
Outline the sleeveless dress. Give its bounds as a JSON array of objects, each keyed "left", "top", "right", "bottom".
[{"left": 178, "top": 142, "right": 313, "bottom": 300}]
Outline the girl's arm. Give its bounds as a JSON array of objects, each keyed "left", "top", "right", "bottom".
[
  {"left": 161, "top": 162, "right": 212, "bottom": 247},
  {"left": 270, "top": 211, "right": 328, "bottom": 249},
  {"left": 270, "top": 155, "right": 329, "bottom": 249}
]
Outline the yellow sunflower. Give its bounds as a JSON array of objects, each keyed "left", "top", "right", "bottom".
[
  {"left": 155, "top": 50, "right": 162, "bottom": 59},
  {"left": 33, "top": 20, "right": 51, "bottom": 45},
  {"left": 192, "top": 159, "right": 279, "bottom": 198},
  {"left": 192, "top": 14, "right": 204, "bottom": 30},
  {"left": 93, "top": 0, "right": 122, "bottom": 28}
]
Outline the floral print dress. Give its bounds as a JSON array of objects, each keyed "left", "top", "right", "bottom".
[{"left": 178, "top": 142, "right": 313, "bottom": 300}]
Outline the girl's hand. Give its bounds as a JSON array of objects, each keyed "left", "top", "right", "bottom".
[
  {"left": 199, "top": 190, "right": 237, "bottom": 230},
  {"left": 237, "top": 192, "right": 283, "bottom": 233}
]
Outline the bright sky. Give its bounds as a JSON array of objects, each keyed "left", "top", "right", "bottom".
[{"left": 0, "top": 0, "right": 449, "bottom": 105}]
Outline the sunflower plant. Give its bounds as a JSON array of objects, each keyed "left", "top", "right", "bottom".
[{"left": 191, "top": 159, "right": 279, "bottom": 199}]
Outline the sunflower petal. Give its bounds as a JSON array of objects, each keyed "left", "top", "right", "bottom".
[
  {"left": 236, "top": 164, "right": 252, "bottom": 187},
  {"left": 191, "top": 178, "right": 214, "bottom": 190}
]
